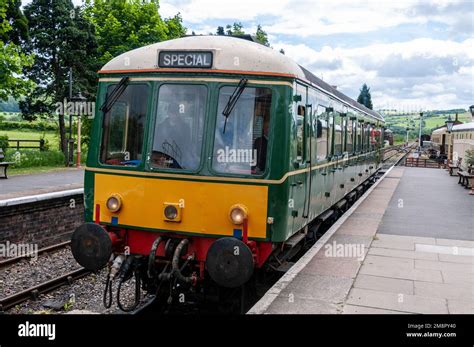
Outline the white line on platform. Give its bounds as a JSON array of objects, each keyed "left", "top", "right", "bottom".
[
  {"left": 247, "top": 166, "right": 396, "bottom": 314},
  {"left": 415, "top": 244, "right": 474, "bottom": 256},
  {"left": 0, "top": 188, "right": 84, "bottom": 207}
]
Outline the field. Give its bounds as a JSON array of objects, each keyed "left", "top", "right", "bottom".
[
  {"left": 0, "top": 129, "right": 59, "bottom": 150},
  {"left": 384, "top": 112, "right": 471, "bottom": 131}
]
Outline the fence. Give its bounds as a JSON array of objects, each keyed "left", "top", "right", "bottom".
[
  {"left": 405, "top": 157, "right": 443, "bottom": 168},
  {"left": 8, "top": 139, "right": 45, "bottom": 151}
]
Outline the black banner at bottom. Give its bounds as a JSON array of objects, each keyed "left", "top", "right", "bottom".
[{"left": 0, "top": 314, "right": 472, "bottom": 346}]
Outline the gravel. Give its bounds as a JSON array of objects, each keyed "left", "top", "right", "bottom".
[
  {"left": 0, "top": 246, "right": 80, "bottom": 299},
  {"left": 1, "top": 246, "right": 154, "bottom": 314}
]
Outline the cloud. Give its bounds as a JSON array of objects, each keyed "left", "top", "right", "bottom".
[
  {"left": 161, "top": 0, "right": 472, "bottom": 37},
  {"left": 274, "top": 38, "right": 473, "bottom": 110}
]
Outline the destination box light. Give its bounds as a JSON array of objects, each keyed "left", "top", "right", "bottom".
[{"left": 158, "top": 51, "right": 213, "bottom": 68}]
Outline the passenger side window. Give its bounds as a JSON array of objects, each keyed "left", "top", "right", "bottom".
[
  {"left": 296, "top": 105, "right": 305, "bottom": 162},
  {"left": 346, "top": 118, "right": 353, "bottom": 153},
  {"left": 316, "top": 107, "right": 328, "bottom": 161},
  {"left": 335, "top": 114, "right": 343, "bottom": 156},
  {"left": 357, "top": 121, "right": 363, "bottom": 152},
  {"left": 327, "top": 108, "right": 334, "bottom": 158}
]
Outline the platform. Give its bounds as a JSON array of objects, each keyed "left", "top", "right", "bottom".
[
  {"left": 249, "top": 167, "right": 474, "bottom": 314},
  {"left": 0, "top": 168, "right": 84, "bottom": 200}
]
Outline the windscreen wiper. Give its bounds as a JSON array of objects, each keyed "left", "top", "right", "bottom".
[
  {"left": 222, "top": 78, "right": 248, "bottom": 133},
  {"left": 99, "top": 77, "right": 130, "bottom": 114}
]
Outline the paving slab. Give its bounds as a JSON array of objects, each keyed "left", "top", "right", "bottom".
[
  {"left": 359, "top": 262, "right": 443, "bottom": 283},
  {"left": 415, "top": 259, "right": 474, "bottom": 273},
  {"left": 447, "top": 299, "right": 474, "bottom": 314},
  {"left": 438, "top": 253, "right": 474, "bottom": 263},
  {"left": 342, "top": 304, "right": 411, "bottom": 314},
  {"left": 353, "top": 274, "right": 414, "bottom": 295},
  {"left": 347, "top": 288, "right": 448, "bottom": 314},
  {"left": 414, "top": 281, "right": 473, "bottom": 301},
  {"left": 368, "top": 247, "right": 438, "bottom": 260},
  {"left": 441, "top": 270, "right": 474, "bottom": 285}
]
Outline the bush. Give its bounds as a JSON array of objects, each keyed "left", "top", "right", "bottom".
[
  {"left": 465, "top": 149, "right": 474, "bottom": 166},
  {"left": 0, "top": 135, "right": 9, "bottom": 150},
  {"left": 5, "top": 149, "right": 65, "bottom": 168}
]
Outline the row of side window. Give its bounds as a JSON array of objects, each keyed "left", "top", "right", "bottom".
[{"left": 295, "top": 85, "right": 383, "bottom": 163}]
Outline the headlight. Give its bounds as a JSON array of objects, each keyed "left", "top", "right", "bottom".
[
  {"left": 106, "top": 194, "right": 122, "bottom": 213},
  {"left": 164, "top": 205, "right": 178, "bottom": 220},
  {"left": 229, "top": 204, "right": 248, "bottom": 225}
]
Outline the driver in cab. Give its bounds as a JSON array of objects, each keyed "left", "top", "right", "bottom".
[{"left": 152, "top": 102, "right": 194, "bottom": 169}]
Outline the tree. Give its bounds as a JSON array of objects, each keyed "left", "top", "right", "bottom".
[
  {"left": 1, "top": 0, "right": 28, "bottom": 44},
  {"left": 255, "top": 24, "right": 269, "bottom": 46},
  {"left": 85, "top": 0, "right": 186, "bottom": 66},
  {"left": 216, "top": 23, "right": 271, "bottom": 46},
  {"left": 225, "top": 22, "right": 245, "bottom": 36},
  {"left": 0, "top": 0, "right": 34, "bottom": 101},
  {"left": 164, "top": 13, "right": 186, "bottom": 40},
  {"left": 216, "top": 26, "right": 225, "bottom": 35},
  {"left": 357, "top": 83, "right": 373, "bottom": 110},
  {"left": 21, "top": 0, "right": 99, "bottom": 162}
]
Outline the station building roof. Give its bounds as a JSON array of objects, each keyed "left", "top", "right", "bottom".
[{"left": 452, "top": 121, "right": 474, "bottom": 132}]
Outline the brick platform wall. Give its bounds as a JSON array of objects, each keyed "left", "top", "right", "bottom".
[{"left": 0, "top": 194, "right": 84, "bottom": 249}]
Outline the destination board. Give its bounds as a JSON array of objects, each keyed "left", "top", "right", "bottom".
[{"left": 158, "top": 51, "right": 213, "bottom": 68}]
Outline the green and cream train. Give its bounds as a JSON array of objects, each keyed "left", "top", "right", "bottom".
[{"left": 71, "top": 36, "right": 385, "bottom": 308}]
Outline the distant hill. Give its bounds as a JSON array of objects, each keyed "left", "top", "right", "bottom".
[
  {"left": 0, "top": 97, "right": 20, "bottom": 113},
  {"left": 381, "top": 109, "right": 471, "bottom": 137}
]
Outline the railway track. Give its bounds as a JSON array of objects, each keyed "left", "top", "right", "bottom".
[
  {"left": 381, "top": 144, "right": 414, "bottom": 169},
  {"left": 0, "top": 267, "right": 90, "bottom": 311},
  {"left": 0, "top": 240, "right": 91, "bottom": 312}
]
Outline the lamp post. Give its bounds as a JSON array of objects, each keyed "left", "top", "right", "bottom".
[
  {"left": 445, "top": 115, "right": 455, "bottom": 164},
  {"left": 71, "top": 92, "right": 87, "bottom": 168},
  {"left": 418, "top": 112, "right": 423, "bottom": 150}
]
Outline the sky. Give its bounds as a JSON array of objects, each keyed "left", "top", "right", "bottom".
[{"left": 22, "top": 0, "right": 474, "bottom": 112}]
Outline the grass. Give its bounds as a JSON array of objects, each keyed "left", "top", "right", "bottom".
[{"left": 0, "top": 129, "right": 59, "bottom": 150}]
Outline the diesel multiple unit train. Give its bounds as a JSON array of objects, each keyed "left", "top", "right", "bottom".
[{"left": 71, "top": 36, "right": 385, "bottom": 311}]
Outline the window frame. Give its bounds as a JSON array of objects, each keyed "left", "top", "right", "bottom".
[
  {"left": 147, "top": 82, "right": 210, "bottom": 173},
  {"left": 208, "top": 83, "right": 275, "bottom": 178},
  {"left": 98, "top": 81, "right": 153, "bottom": 170}
]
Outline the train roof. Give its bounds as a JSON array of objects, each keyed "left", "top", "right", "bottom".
[
  {"left": 101, "top": 36, "right": 383, "bottom": 122},
  {"left": 432, "top": 126, "right": 447, "bottom": 134}
]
